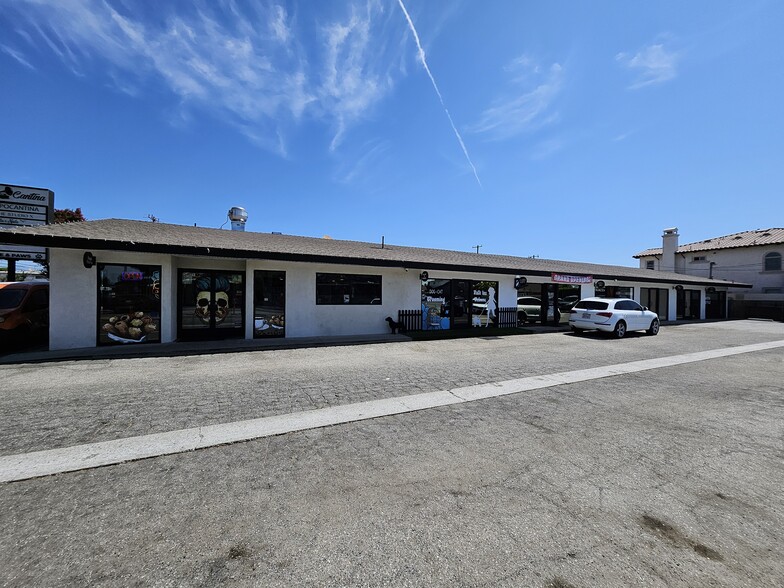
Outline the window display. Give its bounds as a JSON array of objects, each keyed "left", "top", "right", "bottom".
[
  {"left": 471, "top": 281, "right": 499, "bottom": 327},
  {"left": 421, "top": 278, "right": 451, "bottom": 330},
  {"left": 254, "top": 270, "right": 285, "bottom": 337},
  {"left": 98, "top": 264, "right": 161, "bottom": 345}
]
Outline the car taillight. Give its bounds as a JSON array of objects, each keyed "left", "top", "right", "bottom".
[{"left": 596, "top": 312, "right": 613, "bottom": 318}]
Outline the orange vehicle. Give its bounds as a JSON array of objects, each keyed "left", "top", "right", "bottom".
[{"left": 0, "top": 281, "right": 49, "bottom": 349}]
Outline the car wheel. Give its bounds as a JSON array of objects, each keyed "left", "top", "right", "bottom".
[
  {"left": 647, "top": 318, "right": 660, "bottom": 336},
  {"left": 571, "top": 326, "right": 584, "bottom": 334},
  {"left": 518, "top": 311, "right": 527, "bottom": 326},
  {"left": 613, "top": 320, "right": 627, "bottom": 339}
]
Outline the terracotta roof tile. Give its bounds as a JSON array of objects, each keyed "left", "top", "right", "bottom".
[{"left": 635, "top": 228, "right": 784, "bottom": 257}]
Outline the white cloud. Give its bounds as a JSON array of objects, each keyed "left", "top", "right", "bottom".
[
  {"left": 616, "top": 42, "right": 679, "bottom": 89},
  {"left": 319, "top": 4, "right": 387, "bottom": 151},
  {"left": 2, "top": 0, "right": 401, "bottom": 155},
  {"left": 470, "top": 57, "right": 563, "bottom": 141},
  {"left": 0, "top": 44, "right": 35, "bottom": 70}
]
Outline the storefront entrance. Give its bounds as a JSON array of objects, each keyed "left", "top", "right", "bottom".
[
  {"left": 516, "top": 283, "right": 582, "bottom": 326},
  {"left": 178, "top": 270, "right": 245, "bottom": 340},
  {"left": 421, "top": 278, "right": 498, "bottom": 329},
  {"left": 676, "top": 288, "right": 701, "bottom": 320},
  {"left": 705, "top": 289, "right": 726, "bottom": 319}
]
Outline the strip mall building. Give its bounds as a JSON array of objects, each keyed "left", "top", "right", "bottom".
[{"left": 0, "top": 219, "right": 750, "bottom": 350}]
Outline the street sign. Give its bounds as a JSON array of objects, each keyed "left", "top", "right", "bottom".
[{"left": 0, "top": 183, "right": 54, "bottom": 262}]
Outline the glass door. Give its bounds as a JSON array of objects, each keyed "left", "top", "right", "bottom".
[
  {"left": 254, "top": 270, "right": 286, "bottom": 337},
  {"left": 676, "top": 289, "right": 701, "bottom": 320},
  {"left": 178, "top": 270, "right": 245, "bottom": 340},
  {"left": 451, "top": 280, "right": 471, "bottom": 329}
]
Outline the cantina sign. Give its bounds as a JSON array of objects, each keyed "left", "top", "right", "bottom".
[
  {"left": 551, "top": 273, "right": 593, "bottom": 284},
  {"left": 1, "top": 183, "right": 54, "bottom": 261}
]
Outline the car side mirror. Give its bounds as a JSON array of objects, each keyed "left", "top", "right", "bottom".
[{"left": 642, "top": 307, "right": 648, "bottom": 311}]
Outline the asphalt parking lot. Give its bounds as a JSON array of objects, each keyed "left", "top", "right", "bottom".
[{"left": 1, "top": 320, "right": 783, "bottom": 587}]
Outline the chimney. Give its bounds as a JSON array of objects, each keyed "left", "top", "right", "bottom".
[
  {"left": 661, "top": 227, "right": 679, "bottom": 272},
  {"left": 228, "top": 207, "right": 248, "bottom": 231}
]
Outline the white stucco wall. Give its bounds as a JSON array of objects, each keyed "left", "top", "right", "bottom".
[{"left": 49, "top": 249, "right": 97, "bottom": 350}]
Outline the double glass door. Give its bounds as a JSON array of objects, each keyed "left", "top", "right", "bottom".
[{"left": 178, "top": 270, "right": 245, "bottom": 340}]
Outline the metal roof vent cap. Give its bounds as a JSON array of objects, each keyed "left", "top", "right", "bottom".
[{"left": 228, "top": 207, "right": 248, "bottom": 231}]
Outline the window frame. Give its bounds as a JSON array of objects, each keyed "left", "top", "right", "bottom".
[
  {"left": 97, "top": 263, "right": 162, "bottom": 346},
  {"left": 315, "top": 272, "right": 382, "bottom": 305},
  {"left": 763, "top": 252, "right": 782, "bottom": 272}
]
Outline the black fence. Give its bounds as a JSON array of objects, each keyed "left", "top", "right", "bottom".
[
  {"left": 728, "top": 300, "right": 784, "bottom": 322},
  {"left": 398, "top": 307, "right": 519, "bottom": 331},
  {"left": 498, "top": 307, "right": 517, "bottom": 328}
]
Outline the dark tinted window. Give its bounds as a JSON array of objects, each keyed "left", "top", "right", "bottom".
[
  {"left": 0, "top": 289, "right": 26, "bottom": 309},
  {"left": 573, "top": 300, "right": 609, "bottom": 311},
  {"left": 764, "top": 252, "right": 782, "bottom": 271},
  {"left": 316, "top": 273, "right": 382, "bottom": 305},
  {"left": 615, "top": 300, "right": 644, "bottom": 311}
]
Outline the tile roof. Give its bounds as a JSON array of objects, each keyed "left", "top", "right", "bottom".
[
  {"left": 634, "top": 228, "right": 784, "bottom": 257},
  {"left": 1, "top": 218, "right": 749, "bottom": 287}
]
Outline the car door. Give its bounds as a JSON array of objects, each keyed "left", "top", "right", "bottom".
[{"left": 626, "top": 300, "right": 647, "bottom": 329}]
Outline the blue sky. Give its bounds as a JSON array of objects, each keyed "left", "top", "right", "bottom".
[{"left": 1, "top": 0, "right": 782, "bottom": 268}]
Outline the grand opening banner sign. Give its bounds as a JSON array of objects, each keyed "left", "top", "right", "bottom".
[
  {"left": 551, "top": 273, "right": 593, "bottom": 284},
  {"left": 0, "top": 183, "right": 54, "bottom": 261}
]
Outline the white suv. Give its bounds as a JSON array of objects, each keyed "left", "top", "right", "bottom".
[{"left": 568, "top": 297, "right": 659, "bottom": 338}]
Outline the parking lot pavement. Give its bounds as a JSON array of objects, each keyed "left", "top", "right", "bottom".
[{"left": 1, "top": 320, "right": 783, "bottom": 586}]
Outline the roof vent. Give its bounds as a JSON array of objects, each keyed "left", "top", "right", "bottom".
[
  {"left": 228, "top": 207, "right": 248, "bottom": 231},
  {"left": 733, "top": 235, "right": 743, "bottom": 240}
]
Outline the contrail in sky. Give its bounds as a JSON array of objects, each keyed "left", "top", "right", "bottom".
[{"left": 396, "top": 0, "right": 483, "bottom": 189}]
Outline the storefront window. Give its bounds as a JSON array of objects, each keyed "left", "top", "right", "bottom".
[
  {"left": 596, "top": 285, "right": 632, "bottom": 299},
  {"left": 421, "top": 278, "right": 499, "bottom": 329},
  {"left": 641, "top": 288, "right": 669, "bottom": 320},
  {"left": 471, "top": 281, "right": 499, "bottom": 327},
  {"left": 316, "top": 273, "right": 381, "bottom": 305},
  {"left": 421, "top": 278, "right": 451, "bottom": 330},
  {"left": 557, "top": 285, "right": 581, "bottom": 324},
  {"left": 98, "top": 264, "right": 161, "bottom": 345},
  {"left": 254, "top": 270, "right": 285, "bottom": 337}
]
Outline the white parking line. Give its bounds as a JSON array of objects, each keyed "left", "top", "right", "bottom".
[{"left": 2, "top": 340, "right": 783, "bottom": 483}]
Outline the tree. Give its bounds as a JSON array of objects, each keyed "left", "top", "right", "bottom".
[{"left": 54, "top": 208, "right": 86, "bottom": 223}]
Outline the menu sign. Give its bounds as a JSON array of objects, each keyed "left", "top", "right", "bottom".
[{"left": 0, "top": 183, "right": 54, "bottom": 261}]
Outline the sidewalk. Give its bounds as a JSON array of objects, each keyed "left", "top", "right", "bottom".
[{"left": 0, "top": 333, "right": 412, "bottom": 365}]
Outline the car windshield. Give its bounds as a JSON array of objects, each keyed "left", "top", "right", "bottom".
[
  {"left": 573, "top": 300, "right": 609, "bottom": 311},
  {"left": 0, "top": 289, "right": 27, "bottom": 310}
]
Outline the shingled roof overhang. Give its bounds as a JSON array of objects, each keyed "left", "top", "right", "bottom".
[{"left": 1, "top": 219, "right": 751, "bottom": 288}]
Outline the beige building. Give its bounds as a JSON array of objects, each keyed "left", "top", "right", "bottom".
[{"left": 634, "top": 228, "right": 784, "bottom": 320}]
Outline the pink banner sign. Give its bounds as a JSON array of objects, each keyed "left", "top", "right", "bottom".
[{"left": 551, "top": 273, "right": 593, "bottom": 284}]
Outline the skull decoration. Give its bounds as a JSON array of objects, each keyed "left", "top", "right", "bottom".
[
  {"left": 214, "top": 291, "right": 229, "bottom": 323},
  {"left": 195, "top": 290, "right": 212, "bottom": 323},
  {"left": 193, "top": 275, "right": 232, "bottom": 324}
]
